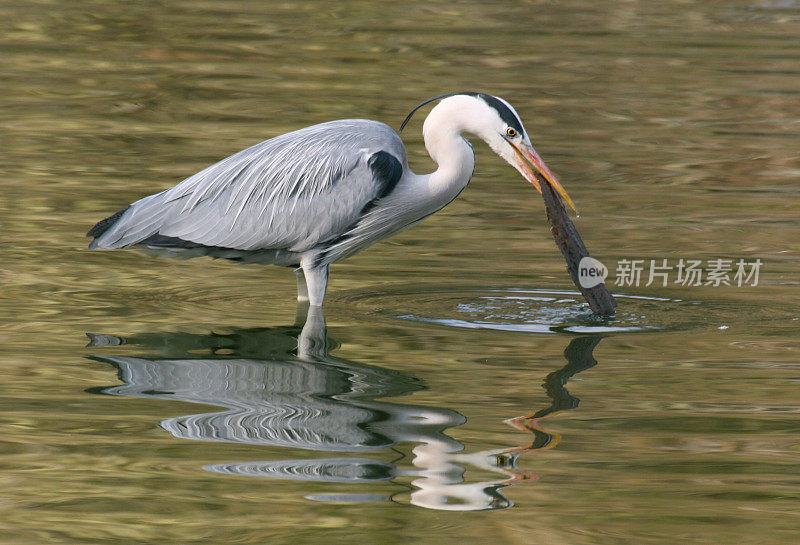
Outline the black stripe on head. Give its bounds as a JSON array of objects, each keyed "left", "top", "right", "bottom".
[
  {"left": 400, "top": 92, "right": 524, "bottom": 135},
  {"left": 472, "top": 93, "right": 524, "bottom": 135}
]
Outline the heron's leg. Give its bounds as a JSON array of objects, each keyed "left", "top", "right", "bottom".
[
  {"left": 300, "top": 258, "right": 329, "bottom": 307},
  {"left": 294, "top": 298, "right": 310, "bottom": 327},
  {"left": 295, "top": 268, "right": 309, "bottom": 303},
  {"left": 298, "top": 304, "right": 327, "bottom": 359}
]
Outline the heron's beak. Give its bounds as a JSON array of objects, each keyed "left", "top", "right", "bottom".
[{"left": 509, "top": 140, "right": 578, "bottom": 214}]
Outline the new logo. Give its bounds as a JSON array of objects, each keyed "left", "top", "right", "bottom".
[{"left": 578, "top": 256, "right": 608, "bottom": 288}]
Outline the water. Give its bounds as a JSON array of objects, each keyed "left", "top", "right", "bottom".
[{"left": 2, "top": 0, "right": 800, "bottom": 543}]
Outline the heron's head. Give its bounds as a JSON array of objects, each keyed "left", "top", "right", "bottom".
[{"left": 401, "top": 92, "right": 576, "bottom": 213}]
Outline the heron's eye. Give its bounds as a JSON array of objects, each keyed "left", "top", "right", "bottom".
[{"left": 506, "top": 128, "right": 517, "bottom": 138}]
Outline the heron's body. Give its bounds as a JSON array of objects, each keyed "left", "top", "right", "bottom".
[{"left": 88, "top": 93, "right": 573, "bottom": 306}]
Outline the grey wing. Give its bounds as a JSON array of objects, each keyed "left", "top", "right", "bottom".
[{"left": 88, "top": 119, "right": 406, "bottom": 254}]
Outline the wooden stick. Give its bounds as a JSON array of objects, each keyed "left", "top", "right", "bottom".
[{"left": 537, "top": 173, "right": 617, "bottom": 316}]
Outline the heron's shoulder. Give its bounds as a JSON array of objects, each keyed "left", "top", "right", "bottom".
[
  {"left": 295, "top": 119, "right": 406, "bottom": 159},
  {"left": 310, "top": 118, "right": 399, "bottom": 136}
]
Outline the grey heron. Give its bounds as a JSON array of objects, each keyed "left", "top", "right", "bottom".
[{"left": 87, "top": 92, "right": 576, "bottom": 306}]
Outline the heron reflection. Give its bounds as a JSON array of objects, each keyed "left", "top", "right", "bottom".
[{"left": 88, "top": 306, "right": 602, "bottom": 511}]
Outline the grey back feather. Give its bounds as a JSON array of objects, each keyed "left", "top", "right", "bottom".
[{"left": 91, "top": 119, "right": 407, "bottom": 254}]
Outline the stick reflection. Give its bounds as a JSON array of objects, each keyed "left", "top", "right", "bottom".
[{"left": 88, "top": 307, "right": 602, "bottom": 511}]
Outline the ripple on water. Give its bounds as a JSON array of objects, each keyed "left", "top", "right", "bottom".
[
  {"left": 204, "top": 458, "right": 397, "bottom": 483},
  {"left": 336, "top": 286, "right": 711, "bottom": 334}
]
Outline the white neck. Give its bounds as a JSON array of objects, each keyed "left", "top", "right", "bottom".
[{"left": 415, "top": 97, "right": 479, "bottom": 201}]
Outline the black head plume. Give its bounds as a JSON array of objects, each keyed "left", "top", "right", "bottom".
[
  {"left": 400, "top": 92, "right": 476, "bottom": 132},
  {"left": 399, "top": 92, "right": 524, "bottom": 135}
]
